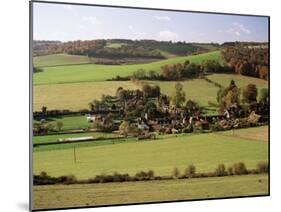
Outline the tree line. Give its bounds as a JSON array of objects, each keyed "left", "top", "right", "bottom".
[
  {"left": 33, "top": 39, "right": 214, "bottom": 58},
  {"left": 128, "top": 59, "right": 232, "bottom": 81},
  {"left": 221, "top": 44, "right": 269, "bottom": 80}
]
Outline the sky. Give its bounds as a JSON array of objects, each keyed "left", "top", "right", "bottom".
[{"left": 33, "top": 2, "right": 269, "bottom": 43}]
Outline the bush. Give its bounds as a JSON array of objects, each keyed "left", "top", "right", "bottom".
[
  {"left": 57, "top": 175, "right": 77, "bottom": 185},
  {"left": 112, "top": 172, "right": 131, "bottom": 182},
  {"left": 227, "top": 166, "right": 234, "bottom": 176},
  {"left": 172, "top": 167, "right": 180, "bottom": 179},
  {"left": 135, "top": 170, "right": 154, "bottom": 181},
  {"left": 256, "top": 162, "right": 269, "bottom": 173},
  {"left": 215, "top": 164, "right": 227, "bottom": 176},
  {"left": 184, "top": 164, "right": 196, "bottom": 177},
  {"left": 147, "top": 170, "right": 155, "bottom": 179},
  {"left": 94, "top": 174, "right": 114, "bottom": 183},
  {"left": 34, "top": 172, "right": 77, "bottom": 185},
  {"left": 233, "top": 162, "right": 248, "bottom": 175},
  {"left": 56, "top": 121, "right": 63, "bottom": 131}
]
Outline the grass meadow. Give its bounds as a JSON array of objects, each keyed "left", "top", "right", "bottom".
[
  {"left": 34, "top": 115, "right": 90, "bottom": 131},
  {"left": 33, "top": 74, "right": 268, "bottom": 111},
  {"left": 33, "top": 53, "right": 91, "bottom": 67},
  {"left": 33, "top": 51, "right": 221, "bottom": 85},
  {"left": 33, "top": 127, "right": 268, "bottom": 180}
]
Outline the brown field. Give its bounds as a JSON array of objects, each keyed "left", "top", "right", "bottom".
[
  {"left": 33, "top": 174, "right": 268, "bottom": 210},
  {"left": 217, "top": 126, "right": 268, "bottom": 142}
]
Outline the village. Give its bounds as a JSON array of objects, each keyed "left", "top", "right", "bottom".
[{"left": 32, "top": 79, "right": 268, "bottom": 144}]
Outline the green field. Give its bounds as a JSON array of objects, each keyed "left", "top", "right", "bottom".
[
  {"left": 33, "top": 73, "right": 268, "bottom": 111},
  {"left": 146, "top": 79, "right": 219, "bottom": 107},
  {"left": 33, "top": 51, "right": 221, "bottom": 85},
  {"left": 33, "top": 53, "right": 91, "bottom": 67},
  {"left": 207, "top": 73, "right": 268, "bottom": 89},
  {"left": 33, "top": 81, "right": 140, "bottom": 111},
  {"left": 33, "top": 127, "right": 268, "bottom": 180},
  {"left": 34, "top": 115, "right": 90, "bottom": 131},
  {"left": 33, "top": 174, "right": 268, "bottom": 210},
  {"left": 33, "top": 131, "right": 119, "bottom": 144},
  {"left": 105, "top": 42, "right": 127, "bottom": 48}
]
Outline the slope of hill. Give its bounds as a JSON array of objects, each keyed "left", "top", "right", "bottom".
[
  {"left": 33, "top": 53, "right": 91, "bottom": 67},
  {"left": 34, "top": 51, "right": 222, "bottom": 85}
]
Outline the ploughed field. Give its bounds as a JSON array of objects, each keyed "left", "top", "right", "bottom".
[
  {"left": 33, "top": 126, "right": 268, "bottom": 180},
  {"left": 33, "top": 174, "right": 268, "bottom": 210}
]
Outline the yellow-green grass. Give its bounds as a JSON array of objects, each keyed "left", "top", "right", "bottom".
[
  {"left": 33, "top": 53, "right": 90, "bottom": 67},
  {"left": 33, "top": 72, "right": 267, "bottom": 111},
  {"left": 33, "top": 174, "right": 268, "bottom": 210},
  {"left": 145, "top": 79, "right": 219, "bottom": 107},
  {"left": 105, "top": 42, "right": 127, "bottom": 48},
  {"left": 33, "top": 81, "right": 140, "bottom": 111},
  {"left": 33, "top": 132, "right": 118, "bottom": 144},
  {"left": 34, "top": 115, "right": 90, "bottom": 131},
  {"left": 33, "top": 51, "right": 221, "bottom": 85},
  {"left": 33, "top": 128, "right": 268, "bottom": 180},
  {"left": 216, "top": 126, "right": 268, "bottom": 142},
  {"left": 207, "top": 73, "right": 268, "bottom": 89},
  {"left": 33, "top": 79, "right": 216, "bottom": 111}
]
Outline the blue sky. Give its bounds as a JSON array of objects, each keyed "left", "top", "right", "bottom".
[{"left": 33, "top": 2, "right": 269, "bottom": 43}]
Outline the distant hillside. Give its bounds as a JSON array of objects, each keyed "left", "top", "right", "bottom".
[{"left": 33, "top": 39, "right": 220, "bottom": 59}]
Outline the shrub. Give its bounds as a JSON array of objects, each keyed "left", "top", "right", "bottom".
[
  {"left": 215, "top": 164, "right": 227, "bottom": 176},
  {"left": 135, "top": 170, "right": 154, "bottom": 181},
  {"left": 184, "top": 164, "right": 196, "bottom": 177},
  {"left": 56, "top": 121, "right": 63, "bottom": 131},
  {"left": 233, "top": 162, "right": 248, "bottom": 175},
  {"left": 112, "top": 172, "right": 131, "bottom": 182},
  {"left": 227, "top": 166, "right": 234, "bottom": 176},
  {"left": 256, "top": 162, "right": 269, "bottom": 173},
  {"left": 94, "top": 174, "right": 114, "bottom": 183},
  {"left": 57, "top": 175, "right": 77, "bottom": 185},
  {"left": 147, "top": 170, "right": 155, "bottom": 179},
  {"left": 172, "top": 167, "right": 180, "bottom": 179}
]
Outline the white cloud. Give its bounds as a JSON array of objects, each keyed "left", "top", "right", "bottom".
[
  {"left": 232, "top": 22, "right": 251, "bottom": 34},
  {"left": 83, "top": 16, "right": 101, "bottom": 25},
  {"left": 158, "top": 30, "right": 179, "bottom": 40},
  {"left": 128, "top": 25, "right": 147, "bottom": 37},
  {"left": 154, "top": 16, "right": 171, "bottom": 21},
  {"left": 227, "top": 22, "right": 251, "bottom": 36}
]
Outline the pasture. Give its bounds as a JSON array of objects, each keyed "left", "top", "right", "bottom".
[
  {"left": 33, "top": 81, "right": 139, "bottom": 111},
  {"left": 33, "top": 53, "right": 91, "bottom": 67},
  {"left": 206, "top": 74, "right": 268, "bottom": 89},
  {"left": 33, "top": 127, "right": 268, "bottom": 180},
  {"left": 33, "top": 73, "right": 268, "bottom": 111},
  {"left": 34, "top": 115, "right": 90, "bottom": 131},
  {"left": 33, "top": 51, "right": 221, "bottom": 85},
  {"left": 33, "top": 174, "right": 268, "bottom": 210},
  {"left": 145, "top": 79, "right": 219, "bottom": 107},
  {"left": 33, "top": 131, "right": 119, "bottom": 145}
]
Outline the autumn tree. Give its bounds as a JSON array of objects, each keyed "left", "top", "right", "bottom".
[
  {"left": 217, "top": 80, "right": 240, "bottom": 108},
  {"left": 172, "top": 82, "right": 186, "bottom": 107},
  {"left": 258, "top": 88, "right": 269, "bottom": 103},
  {"left": 242, "top": 84, "right": 258, "bottom": 104}
]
